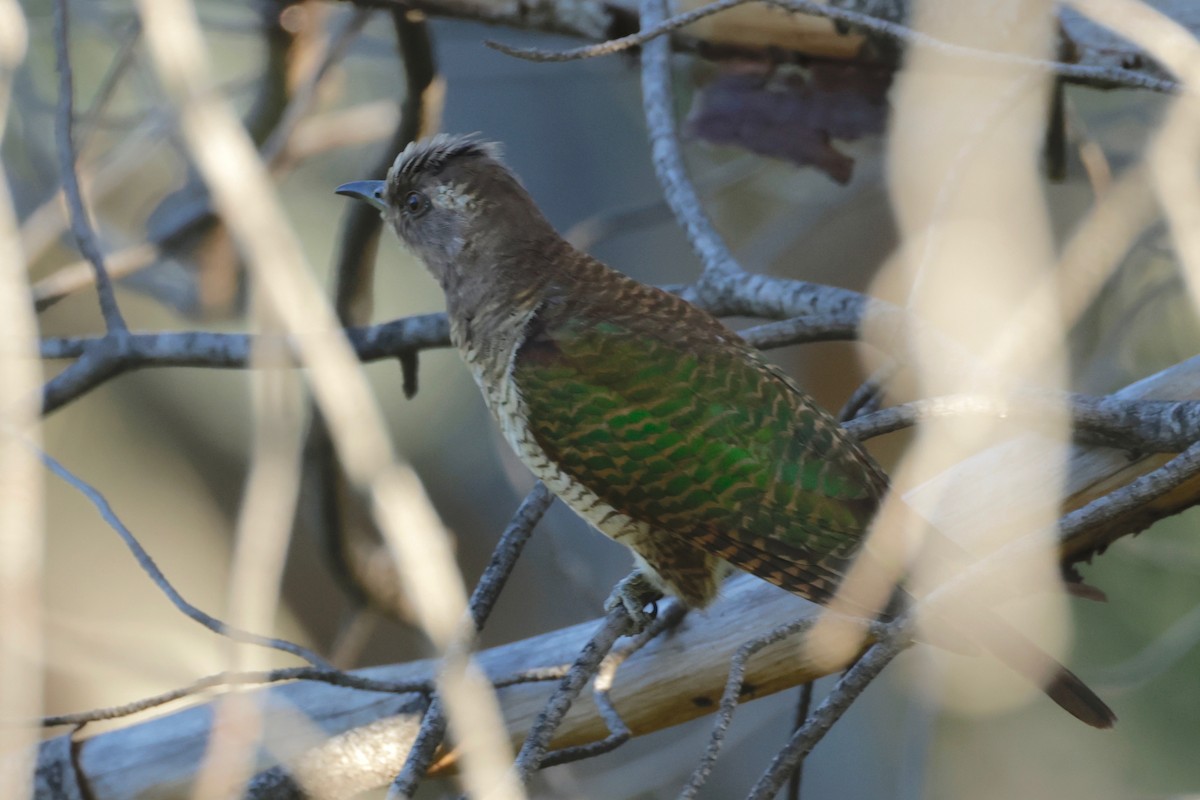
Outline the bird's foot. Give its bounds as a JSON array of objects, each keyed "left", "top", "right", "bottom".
[{"left": 605, "top": 572, "right": 664, "bottom": 635}]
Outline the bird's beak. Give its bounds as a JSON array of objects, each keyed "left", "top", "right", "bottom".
[{"left": 335, "top": 180, "right": 387, "bottom": 212}]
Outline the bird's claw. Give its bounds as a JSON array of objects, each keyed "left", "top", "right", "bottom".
[{"left": 605, "top": 572, "right": 663, "bottom": 635}]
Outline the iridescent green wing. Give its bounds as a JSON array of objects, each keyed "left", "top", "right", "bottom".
[{"left": 513, "top": 295, "right": 888, "bottom": 605}]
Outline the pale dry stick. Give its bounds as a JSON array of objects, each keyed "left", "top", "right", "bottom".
[
  {"left": 887, "top": 0, "right": 1075, "bottom": 715},
  {"left": 979, "top": 8, "right": 1170, "bottom": 377},
  {"left": 1068, "top": 0, "right": 1200, "bottom": 315},
  {"left": 32, "top": 243, "right": 158, "bottom": 311},
  {"left": 986, "top": 163, "right": 1158, "bottom": 377},
  {"left": 391, "top": 484, "right": 554, "bottom": 798},
  {"left": 316, "top": 9, "right": 441, "bottom": 624},
  {"left": 281, "top": 99, "right": 401, "bottom": 167},
  {"left": 260, "top": 7, "right": 374, "bottom": 169},
  {"left": 0, "top": 4, "right": 43, "bottom": 799},
  {"left": 132, "top": 1, "right": 523, "bottom": 797},
  {"left": 1063, "top": 96, "right": 1114, "bottom": 197},
  {"left": 896, "top": 67, "right": 1046, "bottom": 320},
  {"left": 32, "top": 10, "right": 368, "bottom": 310},
  {"left": 191, "top": 315, "right": 308, "bottom": 799},
  {"left": 22, "top": 40, "right": 161, "bottom": 266}
]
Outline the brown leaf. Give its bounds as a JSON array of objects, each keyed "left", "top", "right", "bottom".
[{"left": 685, "top": 62, "right": 893, "bottom": 185}]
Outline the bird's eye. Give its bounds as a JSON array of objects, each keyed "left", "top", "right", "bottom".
[{"left": 403, "top": 191, "right": 428, "bottom": 215}]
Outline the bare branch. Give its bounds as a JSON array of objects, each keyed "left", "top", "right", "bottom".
[
  {"left": 747, "top": 631, "right": 911, "bottom": 799},
  {"left": 53, "top": 0, "right": 128, "bottom": 333},
  {"left": 36, "top": 445, "right": 332, "bottom": 669},
  {"left": 786, "top": 681, "right": 815, "bottom": 800},
  {"left": 513, "top": 607, "right": 633, "bottom": 784},
  {"left": 42, "top": 668, "right": 431, "bottom": 728},
  {"left": 844, "top": 390, "right": 1200, "bottom": 453},
  {"left": 679, "top": 615, "right": 818, "bottom": 799},
  {"left": 390, "top": 484, "right": 553, "bottom": 796},
  {"left": 487, "top": 0, "right": 1181, "bottom": 93},
  {"left": 1060, "top": 439, "right": 1200, "bottom": 545},
  {"left": 638, "top": 0, "right": 743, "bottom": 291},
  {"left": 539, "top": 601, "right": 688, "bottom": 769}
]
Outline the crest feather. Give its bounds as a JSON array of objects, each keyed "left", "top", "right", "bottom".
[{"left": 388, "top": 134, "right": 502, "bottom": 183}]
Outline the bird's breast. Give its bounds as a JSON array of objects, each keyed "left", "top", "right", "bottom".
[{"left": 459, "top": 337, "right": 644, "bottom": 544}]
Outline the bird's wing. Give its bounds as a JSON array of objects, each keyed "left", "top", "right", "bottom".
[{"left": 513, "top": 296, "right": 889, "bottom": 606}]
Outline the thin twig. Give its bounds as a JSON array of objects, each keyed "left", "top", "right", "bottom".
[
  {"left": 739, "top": 315, "right": 858, "bottom": 348},
  {"left": 36, "top": 445, "right": 332, "bottom": 669},
  {"left": 469, "top": 483, "right": 555, "bottom": 624},
  {"left": 539, "top": 601, "right": 687, "bottom": 768},
  {"left": 512, "top": 607, "right": 633, "bottom": 785},
  {"left": 53, "top": 0, "right": 128, "bottom": 333},
  {"left": 786, "top": 682, "right": 815, "bottom": 800},
  {"left": 917, "top": 439, "right": 1200, "bottom": 621},
  {"left": 487, "top": 0, "right": 1181, "bottom": 94},
  {"left": 40, "top": 667, "right": 431, "bottom": 727},
  {"left": 838, "top": 362, "right": 897, "bottom": 423},
  {"left": 678, "top": 616, "right": 817, "bottom": 799},
  {"left": 38, "top": 313, "right": 451, "bottom": 414},
  {"left": 1059, "top": 438, "right": 1200, "bottom": 541},
  {"left": 387, "top": 695, "right": 446, "bottom": 799},
  {"left": 390, "top": 484, "right": 554, "bottom": 797},
  {"left": 844, "top": 390, "right": 1200, "bottom": 452},
  {"left": 746, "top": 632, "right": 910, "bottom": 799},
  {"left": 638, "top": 0, "right": 743, "bottom": 291},
  {"left": 492, "top": 666, "right": 574, "bottom": 688}
]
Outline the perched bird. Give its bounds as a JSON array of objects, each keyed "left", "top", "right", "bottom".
[{"left": 337, "top": 134, "right": 1115, "bottom": 729}]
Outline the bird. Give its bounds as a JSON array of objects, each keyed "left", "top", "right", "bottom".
[{"left": 336, "top": 133, "right": 1115, "bottom": 729}]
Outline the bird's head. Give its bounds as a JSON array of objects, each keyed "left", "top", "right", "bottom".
[{"left": 336, "top": 134, "right": 556, "bottom": 291}]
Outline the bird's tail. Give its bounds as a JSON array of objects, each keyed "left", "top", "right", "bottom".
[{"left": 963, "top": 607, "right": 1116, "bottom": 729}]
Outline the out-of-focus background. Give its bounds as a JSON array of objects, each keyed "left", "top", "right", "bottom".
[{"left": 13, "top": 0, "right": 1200, "bottom": 797}]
